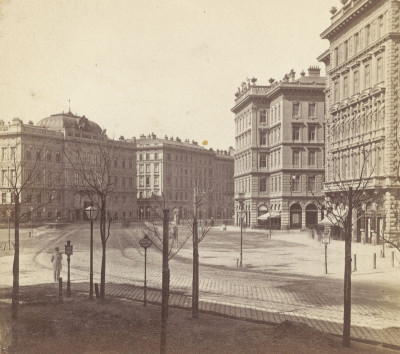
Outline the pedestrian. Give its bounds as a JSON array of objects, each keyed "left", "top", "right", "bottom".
[{"left": 51, "top": 246, "right": 63, "bottom": 282}]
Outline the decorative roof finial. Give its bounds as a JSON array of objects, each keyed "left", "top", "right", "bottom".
[{"left": 68, "top": 99, "right": 71, "bottom": 114}]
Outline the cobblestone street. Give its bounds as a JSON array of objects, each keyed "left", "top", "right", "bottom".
[{"left": 1, "top": 225, "right": 400, "bottom": 348}]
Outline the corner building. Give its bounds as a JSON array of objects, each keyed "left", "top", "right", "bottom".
[
  {"left": 318, "top": 0, "right": 400, "bottom": 243},
  {"left": 232, "top": 69, "right": 325, "bottom": 229}
]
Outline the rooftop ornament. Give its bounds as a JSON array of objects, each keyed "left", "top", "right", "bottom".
[
  {"left": 330, "top": 6, "right": 337, "bottom": 15},
  {"left": 340, "top": 0, "right": 348, "bottom": 5}
]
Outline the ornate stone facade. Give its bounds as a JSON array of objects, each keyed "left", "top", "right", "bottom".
[
  {"left": 319, "top": 0, "right": 400, "bottom": 242},
  {"left": 232, "top": 69, "right": 326, "bottom": 229}
]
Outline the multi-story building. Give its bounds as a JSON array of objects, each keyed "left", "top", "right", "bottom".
[
  {"left": 133, "top": 133, "right": 234, "bottom": 223},
  {"left": 318, "top": 0, "right": 400, "bottom": 243},
  {"left": 0, "top": 112, "right": 137, "bottom": 224},
  {"left": 232, "top": 68, "right": 325, "bottom": 229}
]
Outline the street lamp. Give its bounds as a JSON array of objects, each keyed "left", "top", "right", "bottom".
[
  {"left": 139, "top": 233, "right": 152, "bottom": 306},
  {"left": 235, "top": 193, "right": 245, "bottom": 267},
  {"left": 30, "top": 207, "right": 33, "bottom": 237},
  {"left": 85, "top": 205, "right": 98, "bottom": 299},
  {"left": 6, "top": 210, "right": 11, "bottom": 250},
  {"left": 64, "top": 240, "right": 73, "bottom": 297}
]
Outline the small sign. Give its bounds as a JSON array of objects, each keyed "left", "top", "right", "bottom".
[
  {"left": 65, "top": 242, "right": 73, "bottom": 256},
  {"left": 139, "top": 236, "right": 152, "bottom": 249}
]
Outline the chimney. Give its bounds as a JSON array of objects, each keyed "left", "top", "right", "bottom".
[
  {"left": 300, "top": 70, "right": 306, "bottom": 77},
  {"left": 176, "top": 137, "right": 181, "bottom": 142},
  {"left": 164, "top": 135, "right": 168, "bottom": 140},
  {"left": 151, "top": 133, "right": 156, "bottom": 139},
  {"left": 170, "top": 137, "right": 174, "bottom": 141},
  {"left": 283, "top": 74, "right": 289, "bottom": 82},
  {"left": 289, "top": 69, "right": 296, "bottom": 82},
  {"left": 140, "top": 134, "right": 146, "bottom": 138},
  {"left": 308, "top": 66, "right": 321, "bottom": 77}
]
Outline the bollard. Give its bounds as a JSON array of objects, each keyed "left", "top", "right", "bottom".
[
  {"left": 95, "top": 283, "right": 99, "bottom": 299},
  {"left": 373, "top": 253, "right": 376, "bottom": 269},
  {"left": 58, "top": 277, "right": 63, "bottom": 303},
  {"left": 392, "top": 251, "right": 395, "bottom": 268},
  {"left": 353, "top": 254, "right": 357, "bottom": 272}
]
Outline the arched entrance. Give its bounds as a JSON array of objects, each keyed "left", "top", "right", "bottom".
[
  {"left": 290, "top": 203, "right": 302, "bottom": 229},
  {"left": 258, "top": 205, "right": 268, "bottom": 226},
  {"left": 305, "top": 204, "right": 318, "bottom": 228}
]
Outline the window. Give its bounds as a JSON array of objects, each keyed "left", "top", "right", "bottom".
[
  {"left": 1, "top": 193, "right": 6, "bottom": 204},
  {"left": 365, "top": 64, "right": 370, "bottom": 88},
  {"left": 260, "top": 110, "right": 266, "bottom": 123},
  {"left": 36, "top": 194, "right": 41, "bottom": 204},
  {"left": 354, "top": 33, "right": 359, "bottom": 53},
  {"left": 293, "top": 102, "right": 300, "bottom": 117},
  {"left": 259, "top": 177, "right": 267, "bottom": 192},
  {"left": 377, "top": 57, "right": 383, "bottom": 83},
  {"left": 354, "top": 70, "right": 360, "bottom": 94},
  {"left": 343, "top": 76, "right": 349, "bottom": 99},
  {"left": 309, "top": 150, "right": 316, "bottom": 166},
  {"left": 46, "top": 150, "right": 51, "bottom": 161},
  {"left": 292, "top": 151, "right": 300, "bottom": 167},
  {"left": 365, "top": 25, "right": 370, "bottom": 46},
  {"left": 145, "top": 176, "right": 150, "bottom": 187},
  {"left": 139, "top": 154, "right": 143, "bottom": 161},
  {"left": 378, "top": 16, "right": 384, "bottom": 38},
  {"left": 308, "top": 176, "right": 316, "bottom": 192},
  {"left": 154, "top": 153, "right": 158, "bottom": 161},
  {"left": 122, "top": 159, "right": 126, "bottom": 169},
  {"left": 343, "top": 40, "right": 348, "bottom": 61},
  {"left": 1, "top": 147, "right": 7, "bottom": 161},
  {"left": 260, "top": 154, "right": 267, "bottom": 168},
  {"left": 36, "top": 149, "right": 41, "bottom": 160},
  {"left": 1, "top": 170, "right": 7, "bottom": 185},
  {"left": 139, "top": 165, "right": 144, "bottom": 173},
  {"left": 154, "top": 163, "right": 159, "bottom": 173},
  {"left": 334, "top": 81, "right": 339, "bottom": 102},
  {"left": 309, "top": 103, "right": 316, "bottom": 118},
  {"left": 146, "top": 153, "right": 150, "bottom": 161},
  {"left": 334, "top": 47, "right": 339, "bottom": 67},
  {"left": 154, "top": 176, "right": 159, "bottom": 187},
  {"left": 292, "top": 126, "right": 300, "bottom": 141},
  {"left": 26, "top": 148, "right": 32, "bottom": 160},
  {"left": 260, "top": 132, "right": 267, "bottom": 145},
  {"left": 146, "top": 164, "right": 150, "bottom": 173},
  {"left": 139, "top": 176, "right": 144, "bottom": 187},
  {"left": 114, "top": 159, "right": 118, "bottom": 168},
  {"left": 308, "top": 126, "right": 316, "bottom": 142},
  {"left": 292, "top": 175, "right": 300, "bottom": 192},
  {"left": 56, "top": 152, "right": 61, "bottom": 163}
]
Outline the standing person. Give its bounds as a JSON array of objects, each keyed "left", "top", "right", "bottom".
[{"left": 51, "top": 247, "right": 63, "bottom": 282}]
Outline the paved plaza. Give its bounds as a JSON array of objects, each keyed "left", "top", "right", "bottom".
[{"left": 0, "top": 224, "right": 400, "bottom": 349}]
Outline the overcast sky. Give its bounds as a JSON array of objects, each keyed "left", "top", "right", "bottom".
[{"left": 0, "top": 0, "right": 342, "bottom": 150}]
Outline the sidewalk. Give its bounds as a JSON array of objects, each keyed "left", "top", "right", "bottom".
[{"left": 10, "top": 281, "right": 399, "bottom": 350}]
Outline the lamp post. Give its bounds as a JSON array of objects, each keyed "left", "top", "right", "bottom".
[
  {"left": 7, "top": 210, "right": 11, "bottom": 250},
  {"left": 235, "top": 193, "right": 245, "bottom": 267},
  {"left": 321, "top": 229, "right": 330, "bottom": 274},
  {"left": 30, "top": 206, "right": 33, "bottom": 237},
  {"left": 139, "top": 234, "right": 152, "bottom": 306},
  {"left": 64, "top": 240, "right": 73, "bottom": 297},
  {"left": 85, "top": 205, "right": 98, "bottom": 299}
]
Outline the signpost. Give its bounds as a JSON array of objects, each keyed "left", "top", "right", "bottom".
[
  {"left": 139, "top": 234, "right": 152, "bottom": 306},
  {"left": 65, "top": 240, "right": 73, "bottom": 297}
]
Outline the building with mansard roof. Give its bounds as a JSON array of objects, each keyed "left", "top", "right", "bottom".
[
  {"left": 318, "top": 0, "right": 400, "bottom": 243},
  {"left": 232, "top": 68, "right": 326, "bottom": 230}
]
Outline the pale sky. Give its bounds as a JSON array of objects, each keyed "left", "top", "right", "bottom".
[{"left": 0, "top": 0, "right": 342, "bottom": 150}]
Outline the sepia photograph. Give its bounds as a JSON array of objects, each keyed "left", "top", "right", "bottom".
[{"left": 0, "top": 0, "right": 400, "bottom": 353}]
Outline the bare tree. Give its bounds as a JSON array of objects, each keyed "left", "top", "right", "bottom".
[
  {"left": 187, "top": 180, "right": 216, "bottom": 319},
  {"left": 141, "top": 193, "right": 191, "bottom": 354},
  {"left": 319, "top": 140, "right": 376, "bottom": 347},
  {"left": 0, "top": 140, "right": 61, "bottom": 348},
  {"left": 63, "top": 138, "right": 120, "bottom": 301}
]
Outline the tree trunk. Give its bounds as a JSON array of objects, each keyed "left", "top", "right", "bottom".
[
  {"left": 343, "top": 187, "right": 352, "bottom": 347},
  {"left": 160, "top": 209, "right": 170, "bottom": 354},
  {"left": 100, "top": 241, "right": 106, "bottom": 300},
  {"left": 192, "top": 217, "right": 199, "bottom": 319},
  {"left": 11, "top": 195, "right": 20, "bottom": 349},
  {"left": 99, "top": 202, "right": 107, "bottom": 301}
]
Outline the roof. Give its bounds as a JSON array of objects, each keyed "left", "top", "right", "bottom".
[{"left": 37, "top": 112, "right": 102, "bottom": 134}]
